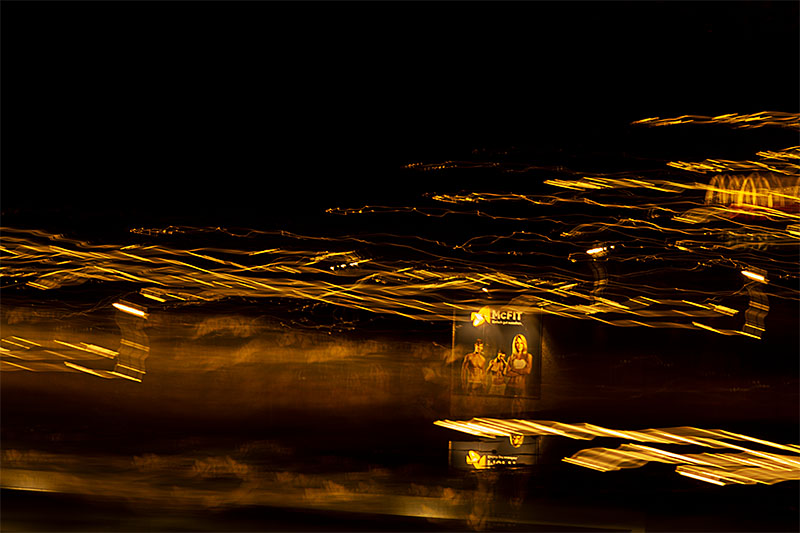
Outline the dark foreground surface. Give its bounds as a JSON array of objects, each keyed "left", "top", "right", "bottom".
[{"left": 1, "top": 304, "right": 798, "bottom": 532}]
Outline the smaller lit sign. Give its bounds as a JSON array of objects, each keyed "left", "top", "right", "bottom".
[
  {"left": 466, "top": 450, "right": 519, "bottom": 470},
  {"left": 449, "top": 437, "right": 539, "bottom": 470}
]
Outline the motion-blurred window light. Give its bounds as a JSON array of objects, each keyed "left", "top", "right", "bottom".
[
  {"left": 112, "top": 302, "right": 147, "bottom": 318},
  {"left": 587, "top": 245, "right": 614, "bottom": 255},
  {"left": 741, "top": 270, "right": 767, "bottom": 283}
]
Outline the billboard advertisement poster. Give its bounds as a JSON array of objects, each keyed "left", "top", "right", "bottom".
[{"left": 450, "top": 305, "right": 542, "bottom": 405}]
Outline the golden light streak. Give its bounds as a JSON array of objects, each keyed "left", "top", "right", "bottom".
[
  {"left": 667, "top": 159, "right": 797, "bottom": 175},
  {"left": 120, "top": 339, "right": 150, "bottom": 352},
  {"left": 53, "top": 339, "right": 88, "bottom": 351},
  {"left": 741, "top": 270, "right": 766, "bottom": 283},
  {"left": 63, "top": 361, "right": 111, "bottom": 378},
  {"left": 1, "top": 338, "right": 30, "bottom": 349},
  {"left": 0, "top": 347, "right": 23, "bottom": 358},
  {"left": 737, "top": 330, "right": 763, "bottom": 340},
  {"left": 141, "top": 292, "right": 167, "bottom": 302},
  {"left": 631, "top": 112, "right": 800, "bottom": 130},
  {"left": 108, "top": 371, "right": 143, "bottom": 382},
  {"left": 757, "top": 146, "right": 800, "bottom": 160},
  {"left": 80, "top": 343, "right": 118, "bottom": 358},
  {"left": 561, "top": 457, "right": 614, "bottom": 472},
  {"left": 709, "top": 304, "right": 738, "bottom": 316},
  {"left": 720, "top": 431, "right": 800, "bottom": 455},
  {"left": 112, "top": 302, "right": 147, "bottom": 318},
  {"left": 53, "top": 340, "right": 118, "bottom": 358},
  {"left": 681, "top": 300, "right": 710, "bottom": 309},
  {"left": 676, "top": 470, "right": 727, "bottom": 486},
  {"left": 115, "top": 362, "right": 146, "bottom": 375},
  {"left": 9, "top": 336, "right": 41, "bottom": 347},
  {"left": 44, "top": 350, "right": 72, "bottom": 359},
  {"left": 1, "top": 360, "right": 34, "bottom": 371},
  {"left": 691, "top": 321, "right": 730, "bottom": 336},
  {"left": 624, "top": 444, "right": 712, "bottom": 466},
  {"left": 582, "top": 424, "right": 651, "bottom": 442}
]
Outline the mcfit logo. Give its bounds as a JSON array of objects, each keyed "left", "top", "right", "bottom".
[
  {"left": 466, "top": 450, "right": 519, "bottom": 470},
  {"left": 470, "top": 306, "right": 523, "bottom": 326}
]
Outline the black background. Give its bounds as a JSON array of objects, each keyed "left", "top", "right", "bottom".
[{"left": 3, "top": 1, "right": 798, "bottom": 231}]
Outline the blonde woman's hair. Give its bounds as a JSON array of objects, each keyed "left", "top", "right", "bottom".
[{"left": 512, "top": 334, "right": 527, "bottom": 355}]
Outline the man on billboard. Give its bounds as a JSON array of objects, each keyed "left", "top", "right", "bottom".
[{"left": 461, "top": 339, "right": 486, "bottom": 394}]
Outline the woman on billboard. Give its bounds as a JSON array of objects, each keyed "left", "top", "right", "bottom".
[{"left": 506, "top": 334, "right": 532, "bottom": 397}]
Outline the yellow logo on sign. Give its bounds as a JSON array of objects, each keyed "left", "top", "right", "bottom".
[
  {"left": 466, "top": 450, "right": 488, "bottom": 469},
  {"left": 471, "top": 306, "right": 523, "bottom": 327},
  {"left": 466, "top": 450, "right": 519, "bottom": 470}
]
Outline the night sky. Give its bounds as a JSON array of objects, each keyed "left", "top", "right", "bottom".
[{"left": 3, "top": 2, "right": 798, "bottom": 231}]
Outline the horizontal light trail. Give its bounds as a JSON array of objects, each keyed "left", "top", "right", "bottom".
[{"left": 435, "top": 418, "right": 800, "bottom": 486}]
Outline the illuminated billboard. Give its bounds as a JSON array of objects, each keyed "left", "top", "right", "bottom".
[{"left": 450, "top": 305, "right": 542, "bottom": 415}]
